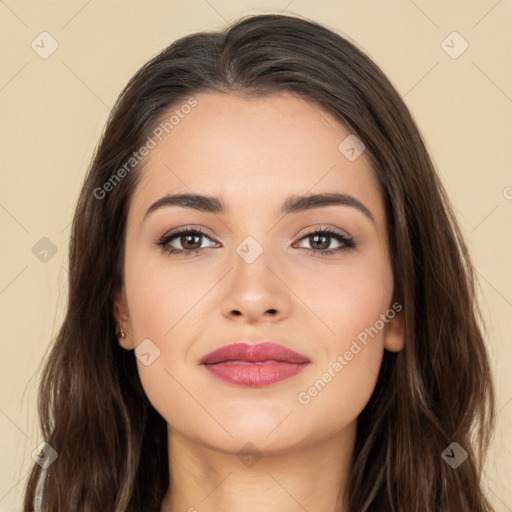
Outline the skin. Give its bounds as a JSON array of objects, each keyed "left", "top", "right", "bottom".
[{"left": 114, "top": 91, "right": 404, "bottom": 512}]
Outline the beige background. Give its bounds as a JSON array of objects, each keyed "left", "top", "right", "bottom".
[{"left": 0, "top": 1, "right": 511, "bottom": 510}]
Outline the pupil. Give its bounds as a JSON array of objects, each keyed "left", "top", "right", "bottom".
[
  {"left": 312, "top": 234, "right": 329, "bottom": 250},
  {"left": 183, "top": 234, "right": 200, "bottom": 249}
]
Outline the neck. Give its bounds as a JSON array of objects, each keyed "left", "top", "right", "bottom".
[{"left": 160, "top": 423, "right": 355, "bottom": 512}]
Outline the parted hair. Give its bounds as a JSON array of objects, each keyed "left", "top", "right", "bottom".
[{"left": 23, "top": 13, "right": 495, "bottom": 512}]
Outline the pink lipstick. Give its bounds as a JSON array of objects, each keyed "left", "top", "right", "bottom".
[{"left": 199, "top": 341, "right": 311, "bottom": 387}]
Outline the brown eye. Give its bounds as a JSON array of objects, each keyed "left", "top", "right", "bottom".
[
  {"left": 156, "top": 228, "right": 217, "bottom": 256},
  {"left": 295, "top": 228, "right": 355, "bottom": 257},
  {"left": 178, "top": 232, "right": 202, "bottom": 250}
]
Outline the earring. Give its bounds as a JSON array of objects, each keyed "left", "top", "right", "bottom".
[{"left": 117, "top": 327, "right": 126, "bottom": 339}]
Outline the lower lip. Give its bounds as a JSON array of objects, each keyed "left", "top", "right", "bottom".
[{"left": 202, "top": 361, "right": 309, "bottom": 387}]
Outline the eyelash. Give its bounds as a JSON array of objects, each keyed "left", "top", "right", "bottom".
[{"left": 155, "top": 226, "right": 355, "bottom": 258}]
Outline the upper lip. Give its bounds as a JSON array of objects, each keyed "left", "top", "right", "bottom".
[{"left": 199, "top": 341, "right": 311, "bottom": 365}]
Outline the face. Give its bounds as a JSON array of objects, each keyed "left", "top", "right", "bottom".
[{"left": 114, "top": 91, "right": 404, "bottom": 455}]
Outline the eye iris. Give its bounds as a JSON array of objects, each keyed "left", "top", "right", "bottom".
[
  {"left": 182, "top": 233, "right": 201, "bottom": 250},
  {"left": 311, "top": 234, "right": 329, "bottom": 250}
]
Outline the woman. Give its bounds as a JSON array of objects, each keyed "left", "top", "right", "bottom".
[{"left": 23, "top": 13, "right": 496, "bottom": 512}]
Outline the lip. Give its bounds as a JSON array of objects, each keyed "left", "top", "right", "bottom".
[
  {"left": 199, "top": 341, "right": 311, "bottom": 388},
  {"left": 199, "top": 341, "right": 310, "bottom": 364}
]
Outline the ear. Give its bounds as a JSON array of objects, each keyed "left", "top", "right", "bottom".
[
  {"left": 383, "top": 306, "right": 405, "bottom": 353},
  {"left": 113, "top": 287, "right": 135, "bottom": 350}
]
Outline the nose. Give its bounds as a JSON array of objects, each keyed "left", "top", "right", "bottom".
[{"left": 220, "top": 245, "right": 292, "bottom": 324}]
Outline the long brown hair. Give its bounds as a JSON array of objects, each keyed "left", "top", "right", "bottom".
[{"left": 23, "top": 13, "right": 496, "bottom": 512}]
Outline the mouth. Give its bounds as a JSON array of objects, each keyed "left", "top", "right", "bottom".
[{"left": 199, "top": 341, "right": 311, "bottom": 387}]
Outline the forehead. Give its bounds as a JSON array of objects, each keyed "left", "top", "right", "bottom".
[{"left": 129, "top": 91, "right": 384, "bottom": 225}]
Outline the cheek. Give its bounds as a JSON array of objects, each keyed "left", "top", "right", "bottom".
[
  {"left": 123, "top": 250, "right": 221, "bottom": 425},
  {"left": 295, "top": 345, "right": 383, "bottom": 440},
  {"left": 306, "top": 250, "right": 394, "bottom": 346},
  {"left": 295, "top": 253, "right": 393, "bottom": 415},
  {"left": 125, "top": 250, "right": 216, "bottom": 341},
  {"left": 293, "top": 279, "right": 391, "bottom": 437}
]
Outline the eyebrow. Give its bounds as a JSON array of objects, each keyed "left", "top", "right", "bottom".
[{"left": 143, "top": 192, "right": 375, "bottom": 224}]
